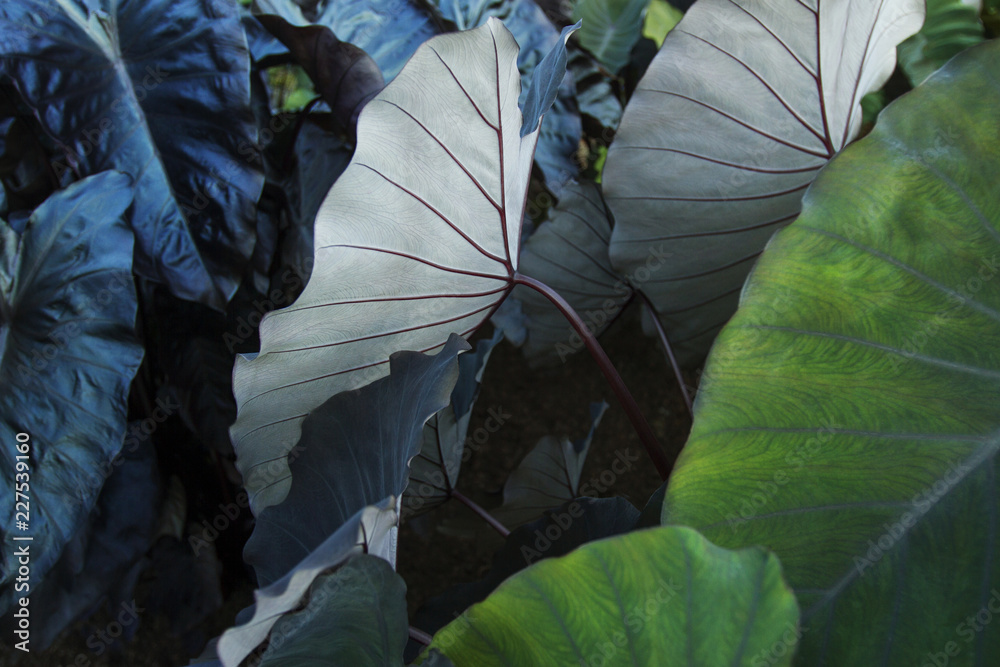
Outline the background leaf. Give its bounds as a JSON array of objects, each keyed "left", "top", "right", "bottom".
[
  {"left": 0, "top": 0, "right": 264, "bottom": 308},
  {"left": 0, "top": 172, "right": 143, "bottom": 608},
  {"left": 572, "top": 0, "right": 648, "bottom": 73}
]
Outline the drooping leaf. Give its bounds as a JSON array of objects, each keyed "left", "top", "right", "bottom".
[
  {"left": 492, "top": 401, "right": 608, "bottom": 528},
  {"left": 244, "top": 334, "right": 467, "bottom": 584},
  {"left": 0, "top": 172, "right": 143, "bottom": 609},
  {"left": 603, "top": 0, "right": 924, "bottom": 362},
  {"left": 257, "top": 555, "right": 408, "bottom": 667},
  {"left": 661, "top": 40, "right": 1000, "bottom": 662},
  {"left": 572, "top": 0, "right": 648, "bottom": 73},
  {"left": 430, "top": 0, "right": 583, "bottom": 193},
  {"left": 898, "top": 0, "right": 985, "bottom": 85},
  {"left": 409, "top": 496, "right": 638, "bottom": 655},
  {"left": 428, "top": 526, "right": 800, "bottom": 665},
  {"left": 512, "top": 181, "right": 631, "bottom": 365},
  {"left": 217, "top": 498, "right": 398, "bottom": 667},
  {"left": 254, "top": 13, "right": 384, "bottom": 133},
  {"left": 0, "top": 0, "right": 265, "bottom": 309},
  {"left": 231, "top": 19, "right": 543, "bottom": 514},
  {"left": 403, "top": 331, "right": 502, "bottom": 521}
]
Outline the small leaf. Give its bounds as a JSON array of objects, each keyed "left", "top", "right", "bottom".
[
  {"left": 492, "top": 401, "right": 608, "bottom": 528},
  {"left": 521, "top": 20, "right": 581, "bottom": 136},
  {"left": 572, "top": 0, "right": 648, "bottom": 73}
]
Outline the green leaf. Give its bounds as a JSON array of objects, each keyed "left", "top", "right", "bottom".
[
  {"left": 662, "top": 40, "right": 1000, "bottom": 662},
  {"left": 603, "top": 0, "right": 924, "bottom": 363},
  {"left": 898, "top": 0, "right": 985, "bottom": 85},
  {"left": 572, "top": 0, "right": 648, "bottom": 73},
  {"left": 428, "top": 526, "right": 800, "bottom": 666},
  {"left": 0, "top": 172, "right": 143, "bottom": 608},
  {"left": 257, "top": 555, "right": 408, "bottom": 667},
  {"left": 642, "top": 0, "right": 682, "bottom": 47}
]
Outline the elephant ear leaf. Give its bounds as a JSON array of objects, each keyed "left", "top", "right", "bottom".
[
  {"left": 603, "top": 0, "right": 924, "bottom": 362},
  {"left": 232, "top": 17, "right": 570, "bottom": 514},
  {"left": 0, "top": 0, "right": 264, "bottom": 309},
  {"left": 428, "top": 526, "right": 800, "bottom": 666},
  {"left": 0, "top": 172, "right": 143, "bottom": 607},
  {"left": 661, "top": 40, "right": 1000, "bottom": 662},
  {"left": 897, "top": 0, "right": 986, "bottom": 85}
]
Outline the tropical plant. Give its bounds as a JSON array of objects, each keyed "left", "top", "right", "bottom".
[{"left": 1, "top": 0, "right": 998, "bottom": 665}]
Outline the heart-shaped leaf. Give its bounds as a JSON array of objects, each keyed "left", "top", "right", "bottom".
[
  {"left": 603, "top": 0, "right": 924, "bottom": 361},
  {"left": 428, "top": 525, "right": 800, "bottom": 665},
  {"left": 661, "top": 40, "right": 1000, "bottom": 662},
  {"left": 0, "top": 0, "right": 264, "bottom": 309},
  {"left": 493, "top": 401, "right": 608, "bottom": 528},
  {"left": 0, "top": 172, "right": 143, "bottom": 607},
  {"left": 245, "top": 334, "right": 468, "bottom": 584},
  {"left": 232, "top": 18, "right": 563, "bottom": 514}
]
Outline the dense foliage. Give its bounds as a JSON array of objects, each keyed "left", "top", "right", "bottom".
[{"left": 0, "top": 0, "right": 997, "bottom": 664}]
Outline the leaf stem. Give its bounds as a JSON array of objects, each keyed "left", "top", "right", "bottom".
[
  {"left": 409, "top": 626, "right": 433, "bottom": 646},
  {"left": 635, "top": 290, "right": 693, "bottom": 418},
  {"left": 513, "top": 273, "right": 671, "bottom": 480},
  {"left": 451, "top": 489, "right": 510, "bottom": 538}
]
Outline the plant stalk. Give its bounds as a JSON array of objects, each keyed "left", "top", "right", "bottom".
[
  {"left": 452, "top": 489, "right": 509, "bottom": 538},
  {"left": 409, "top": 626, "right": 433, "bottom": 646},
  {"left": 635, "top": 290, "right": 693, "bottom": 418},
  {"left": 513, "top": 274, "right": 671, "bottom": 480}
]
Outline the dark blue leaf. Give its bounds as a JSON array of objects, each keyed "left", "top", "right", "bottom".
[
  {"left": 0, "top": 172, "right": 144, "bottom": 611},
  {"left": 0, "top": 0, "right": 265, "bottom": 309},
  {"left": 521, "top": 20, "right": 580, "bottom": 137}
]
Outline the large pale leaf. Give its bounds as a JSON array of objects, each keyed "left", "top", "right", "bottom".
[
  {"left": 0, "top": 0, "right": 264, "bottom": 309},
  {"left": 512, "top": 181, "right": 631, "bottom": 365},
  {"left": 245, "top": 335, "right": 467, "bottom": 583},
  {"left": 0, "top": 172, "right": 143, "bottom": 608},
  {"left": 662, "top": 40, "right": 1000, "bottom": 662},
  {"left": 231, "top": 18, "right": 546, "bottom": 514},
  {"left": 430, "top": 0, "right": 584, "bottom": 193},
  {"left": 603, "top": 0, "right": 924, "bottom": 362},
  {"left": 429, "top": 526, "right": 800, "bottom": 665}
]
